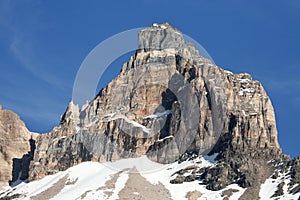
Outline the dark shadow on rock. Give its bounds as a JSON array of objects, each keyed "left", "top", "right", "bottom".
[
  {"left": 146, "top": 72, "right": 200, "bottom": 163},
  {"left": 9, "top": 137, "right": 36, "bottom": 187}
]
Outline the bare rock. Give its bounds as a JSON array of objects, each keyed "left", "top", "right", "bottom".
[{"left": 0, "top": 108, "right": 34, "bottom": 188}]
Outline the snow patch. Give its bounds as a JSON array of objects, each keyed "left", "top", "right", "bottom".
[
  {"left": 259, "top": 169, "right": 300, "bottom": 200},
  {"left": 1, "top": 155, "right": 247, "bottom": 200},
  {"left": 157, "top": 135, "right": 174, "bottom": 142},
  {"left": 224, "top": 70, "right": 233, "bottom": 74},
  {"left": 109, "top": 114, "right": 150, "bottom": 133},
  {"left": 144, "top": 110, "right": 172, "bottom": 119}
]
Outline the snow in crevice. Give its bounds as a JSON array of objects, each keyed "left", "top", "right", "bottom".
[
  {"left": 157, "top": 135, "right": 174, "bottom": 142},
  {"left": 239, "top": 88, "right": 255, "bottom": 96},
  {"left": 224, "top": 70, "right": 233, "bottom": 74},
  {"left": 259, "top": 166, "right": 300, "bottom": 200},
  {"left": 203, "top": 153, "right": 219, "bottom": 164},
  {"left": 104, "top": 112, "right": 116, "bottom": 118},
  {"left": 108, "top": 114, "right": 150, "bottom": 133},
  {"left": 237, "top": 78, "right": 251, "bottom": 84},
  {"left": 144, "top": 110, "right": 172, "bottom": 119}
]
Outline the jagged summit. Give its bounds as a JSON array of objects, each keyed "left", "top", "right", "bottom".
[
  {"left": 151, "top": 22, "right": 180, "bottom": 31},
  {"left": 138, "top": 22, "right": 185, "bottom": 51},
  {"left": 123, "top": 23, "right": 204, "bottom": 72},
  {"left": 137, "top": 22, "right": 203, "bottom": 60}
]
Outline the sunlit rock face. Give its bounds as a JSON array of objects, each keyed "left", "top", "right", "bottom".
[{"left": 0, "top": 106, "right": 36, "bottom": 188}]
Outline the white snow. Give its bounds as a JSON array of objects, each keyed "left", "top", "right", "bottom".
[
  {"left": 259, "top": 168, "right": 300, "bottom": 200},
  {"left": 260, "top": 176, "right": 280, "bottom": 199},
  {"left": 0, "top": 162, "right": 124, "bottom": 200},
  {"left": 243, "top": 88, "right": 255, "bottom": 93},
  {"left": 104, "top": 155, "right": 166, "bottom": 174},
  {"left": 249, "top": 112, "right": 257, "bottom": 116},
  {"left": 224, "top": 70, "right": 233, "bottom": 74},
  {"left": 144, "top": 110, "right": 172, "bottom": 119},
  {"left": 92, "top": 172, "right": 129, "bottom": 200},
  {"left": 152, "top": 23, "right": 167, "bottom": 29},
  {"left": 239, "top": 88, "right": 255, "bottom": 96},
  {"left": 140, "top": 154, "right": 245, "bottom": 200},
  {"left": 242, "top": 110, "right": 246, "bottom": 116},
  {"left": 160, "top": 25, "right": 167, "bottom": 29},
  {"left": 157, "top": 135, "right": 174, "bottom": 142},
  {"left": 104, "top": 112, "right": 116, "bottom": 118},
  {"left": 203, "top": 153, "right": 218, "bottom": 164},
  {"left": 0, "top": 155, "right": 251, "bottom": 200},
  {"left": 238, "top": 78, "right": 250, "bottom": 84},
  {"left": 108, "top": 114, "right": 150, "bottom": 133}
]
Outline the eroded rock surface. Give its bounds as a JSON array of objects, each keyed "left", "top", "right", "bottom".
[{"left": 0, "top": 106, "right": 36, "bottom": 188}]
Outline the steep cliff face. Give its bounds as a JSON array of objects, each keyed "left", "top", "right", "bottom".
[
  {"left": 28, "top": 23, "right": 282, "bottom": 191},
  {"left": 0, "top": 105, "right": 36, "bottom": 188}
]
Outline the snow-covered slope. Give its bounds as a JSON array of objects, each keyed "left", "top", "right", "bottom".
[
  {"left": 1, "top": 155, "right": 299, "bottom": 200},
  {"left": 1, "top": 155, "right": 246, "bottom": 200},
  {"left": 260, "top": 162, "right": 300, "bottom": 200}
]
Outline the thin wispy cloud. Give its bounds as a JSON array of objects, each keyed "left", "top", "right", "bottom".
[
  {"left": 9, "top": 34, "right": 66, "bottom": 88},
  {"left": 0, "top": 1, "right": 72, "bottom": 132},
  {"left": 0, "top": 1, "right": 69, "bottom": 90}
]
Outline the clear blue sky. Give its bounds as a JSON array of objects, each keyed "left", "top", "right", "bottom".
[{"left": 0, "top": 0, "right": 299, "bottom": 158}]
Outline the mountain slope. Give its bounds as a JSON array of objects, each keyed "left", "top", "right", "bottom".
[
  {"left": 1, "top": 156, "right": 299, "bottom": 200},
  {"left": 1, "top": 155, "right": 246, "bottom": 200}
]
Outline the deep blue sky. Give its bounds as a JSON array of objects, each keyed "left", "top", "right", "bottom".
[{"left": 0, "top": 0, "right": 299, "bottom": 158}]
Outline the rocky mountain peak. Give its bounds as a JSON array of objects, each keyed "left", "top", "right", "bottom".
[
  {"left": 138, "top": 22, "right": 185, "bottom": 52},
  {"left": 123, "top": 23, "right": 202, "bottom": 73},
  {"left": 60, "top": 101, "right": 80, "bottom": 126}
]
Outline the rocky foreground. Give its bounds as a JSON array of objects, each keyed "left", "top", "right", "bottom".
[{"left": 0, "top": 23, "right": 299, "bottom": 199}]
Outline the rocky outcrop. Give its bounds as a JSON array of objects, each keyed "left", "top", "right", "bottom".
[
  {"left": 28, "top": 102, "right": 92, "bottom": 180},
  {"left": 0, "top": 106, "right": 36, "bottom": 188},
  {"left": 28, "top": 23, "right": 283, "bottom": 194}
]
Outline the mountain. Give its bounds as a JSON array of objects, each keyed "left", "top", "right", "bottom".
[{"left": 0, "top": 23, "right": 299, "bottom": 200}]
